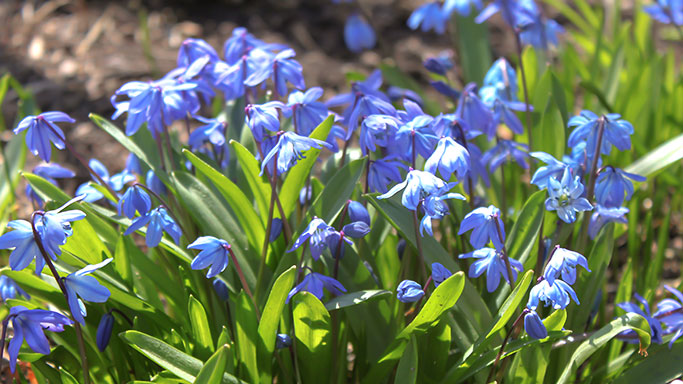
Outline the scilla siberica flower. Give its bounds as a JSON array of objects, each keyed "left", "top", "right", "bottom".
[
  {"left": 286, "top": 272, "right": 346, "bottom": 303},
  {"left": 378, "top": 169, "right": 455, "bottom": 211},
  {"left": 7, "top": 306, "right": 73, "bottom": 373},
  {"left": 397, "top": 280, "right": 425, "bottom": 303},
  {"left": 423, "top": 51, "right": 454, "bottom": 76},
  {"left": 76, "top": 158, "right": 136, "bottom": 203},
  {"left": 444, "top": 0, "right": 483, "bottom": 17},
  {"left": 260, "top": 132, "right": 331, "bottom": 176},
  {"left": 528, "top": 278, "right": 580, "bottom": 310},
  {"left": 245, "top": 48, "right": 305, "bottom": 97},
  {"left": 424, "top": 136, "right": 470, "bottom": 180},
  {"left": 524, "top": 309, "right": 548, "bottom": 339},
  {"left": 653, "top": 285, "right": 683, "bottom": 348},
  {"left": 117, "top": 185, "right": 152, "bottom": 219},
  {"left": 517, "top": 1, "right": 564, "bottom": 50},
  {"left": 347, "top": 201, "right": 371, "bottom": 226},
  {"left": 567, "top": 111, "right": 634, "bottom": 156},
  {"left": 284, "top": 87, "right": 329, "bottom": 136},
  {"left": 458, "top": 205, "right": 505, "bottom": 250},
  {"left": 189, "top": 115, "right": 227, "bottom": 150},
  {"left": 644, "top": 0, "right": 683, "bottom": 25},
  {"left": 617, "top": 293, "right": 664, "bottom": 345},
  {"left": 530, "top": 152, "right": 567, "bottom": 189},
  {"left": 14, "top": 111, "right": 75, "bottom": 162},
  {"left": 26, "top": 163, "right": 75, "bottom": 206},
  {"left": 455, "top": 83, "right": 494, "bottom": 139},
  {"left": 594, "top": 167, "right": 645, "bottom": 207},
  {"left": 276, "top": 333, "right": 293, "bottom": 349},
  {"left": 589, "top": 205, "right": 629, "bottom": 239},
  {"left": 543, "top": 247, "right": 590, "bottom": 285},
  {"left": 359, "top": 114, "right": 401, "bottom": 156},
  {"left": 482, "top": 140, "right": 530, "bottom": 173},
  {"left": 545, "top": 167, "right": 592, "bottom": 224},
  {"left": 246, "top": 102, "right": 285, "bottom": 143},
  {"left": 64, "top": 258, "right": 113, "bottom": 325},
  {"left": 459, "top": 248, "right": 523, "bottom": 292},
  {"left": 396, "top": 100, "right": 438, "bottom": 160},
  {"left": 188, "top": 236, "right": 232, "bottom": 278},
  {"left": 344, "top": 14, "right": 376, "bottom": 53},
  {"left": 420, "top": 192, "right": 466, "bottom": 236},
  {"left": 431, "top": 262, "right": 452, "bottom": 287},
  {"left": 124, "top": 206, "right": 181, "bottom": 247},
  {"left": 407, "top": 2, "right": 449, "bottom": 34},
  {"left": 288, "top": 217, "right": 336, "bottom": 261},
  {"left": 0, "top": 275, "right": 30, "bottom": 301},
  {"left": 366, "top": 158, "right": 406, "bottom": 194},
  {"left": 96, "top": 312, "right": 115, "bottom": 351},
  {"left": 475, "top": 0, "right": 532, "bottom": 27}
]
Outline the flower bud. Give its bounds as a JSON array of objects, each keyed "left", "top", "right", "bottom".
[
  {"left": 342, "top": 221, "right": 370, "bottom": 239},
  {"left": 524, "top": 310, "right": 548, "bottom": 340},
  {"left": 213, "top": 279, "right": 230, "bottom": 301},
  {"left": 431, "top": 262, "right": 452, "bottom": 287},
  {"left": 347, "top": 201, "right": 370, "bottom": 226},
  {"left": 97, "top": 313, "right": 115, "bottom": 351},
  {"left": 276, "top": 333, "right": 292, "bottom": 349},
  {"left": 396, "top": 280, "right": 424, "bottom": 303}
]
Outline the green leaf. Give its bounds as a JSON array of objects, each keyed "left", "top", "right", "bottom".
[
  {"left": 613, "top": 342, "right": 683, "bottom": 384},
  {"left": 195, "top": 345, "right": 229, "bottom": 384},
  {"left": 557, "top": 313, "right": 651, "bottom": 384},
  {"left": 235, "top": 292, "right": 259, "bottom": 383},
  {"left": 487, "top": 270, "right": 534, "bottom": 339},
  {"left": 257, "top": 266, "right": 296, "bottom": 383},
  {"left": 0, "top": 133, "right": 26, "bottom": 215},
  {"left": 292, "top": 292, "right": 333, "bottom": 384},
  {"left": 453, "top": 13, "right": 492, "bottom": 84},
  {"left": 395, "top": 335, "right": 419, "bottom": 384},
  {"left": 188, "top": 295, "right": 214, "bottom": 358},
  {"left": 325, "top": 290, "right": 391, "bottom": 311},
  {"left": 229, "top": 140, "right": 271, "bottom": 221},
  {"left": 624, "top": 133, "right": 683, "bottom": 178},
  {"left": 120, "top": 331, "right": 241, "bottom": 384},
  {"left": 543, "top": 309, "right": 567, "bottom": 332},
  {"left": 506, "top": 190, "right": 546, "bottom": 268},
  {"left": 311, "top": 157, "right": 366, "bottom": 223}
]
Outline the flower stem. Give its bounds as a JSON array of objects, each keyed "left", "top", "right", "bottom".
[
  {"left": 514, "top": 30, "right": 534, "bottom": 154},
  {"left": 30, "top": 212, "right": 90, "bottom": 384},
  {"left": 256, "top": 152, "right": 279, "bottom": 299},
  {"left": 453, "top": 121, "right": 476, "bottom": 210},
  {"left": 132, "top": 182, "right": 190, "bottom": 242},
  {"left": 0, "top": 317, "right": 10, "bottom": 374},
  {"left": 412, "top": 206, "right": 428, "bottom": 282},
  {"left": 333, "top": 201, "right": 351, "bottom": 280},
  {"left": 577, "top": 117, "right": 606, "bottom": 251},
  {"left": 495, "top": 215, "right": 515, "bottom": 289},
  {"left": 486, "top": 310, "right": 526, "bottom": 383},
  {"left": 254, "top": 139, "right": 292, "bottom": 244},
  {"left": 227, "top": 246, "right": 260, "bottom": 320}
]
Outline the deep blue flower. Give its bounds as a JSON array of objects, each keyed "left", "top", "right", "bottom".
[
  {"left": 325, "top": 122, "right": 347, "bottom": 153},
  {"left": 359, "top": 114, "right": 401, "bottom": 156},
  {"left": 455, "top": 83, "right": 494, "bottom": 139},
  {"left": 423, "top": 51, "right": 454, "bottom": 75},
  {"left": 397, "top": 280, "right": 425, "bottom": 303},
  {"left": 146, "top": 170, "right": 167, "bottom": 196},
  {"left": 177, "top": 38, "right": 220, "bottom": 68},
  {"left": 117, "top": 185, "right": 152, "bottom": 219},
  {"left": 617, "top": 293, "right": 664, "bottom": 345},
  {"left": 430, "top": 80, "right": 462, "bottom": 100},
  {"left": 466, "top": 142, "right": 491, "bottom": 188},
  {"left": 530, "top": 152, "right": 568, "bottom": 189},
  {"left": 444, "top": 0, "right": 483, "bottom": 16},
  {"left": 0, "top": 275, "right": 30, "bottom": 301},
  {"left": 323, "top": 228, "right": 353, "bottom": 260},
  {"left": 214, "top": 47, "right": 274, "bottom": 99},
  {"left": 7, "top": 306, "right": 73, "bottom": 373},
  {"left": 189, "top": 115, "right": 227, "bottom": 150},
  {"left": 348, "top": 201, "right": 371, "bottom": 226},
  {"left": 223, "top": 27, "right": 267, "bottom": 65},
  {"left": 367, "top": 158, "right": 406, "bottom": 194},
  {"left": 595, "top": 167, "right": 645, "bottom": 207},
  {"left": 260, "top": 132, "right": 331, "bottom": 176},
  {"left": 431, "top": 262, "right": 452, "bottom": 287},
  {"left": 26, "top": 163, "right": 75, "bottom": 206},
  {"left": 644, "top": 0, "right": 683, "bottom": 25},
  {"left": 270, "top": 218, "right": 283, "bottom": 242},
  {"left": 458, "top": 205, "right": 505, "bottom": 249},
  {"left": 342, "top": 221, "right": 371, "bottom": 239},
  {"left": 524, "top": 309, "right": 548, "bottom": 339},
  {"left": 188, "top": 236, "right": 231, "bottom": 278},
  {"left": 34, "top": 199, "right": 86, "bottom": 262},
  {"left": 64, "top": 258, "right": 113, "bottom": 325},
  {"left": 396, "top": 100, "right": 438, "bottom": 160},
  {"left": 124, "top": 206, "right": 181, "bottom": 247},
  {"left": 76, "top": 159, "right": 136, "bottom": 203},
  {"left": 213, "top": 279, "right": 230, "bottom": 301},
  {"left": 424, "top": 136, "right": 470, "bottom": 180},
  {"left": 344, "top": 14, "right": 376, "bottom": 52},
  {"left": 543, "top": 247, "right": 590, "bottom": 285},
  {"left": 14, "top": 112, "right": 75, "bottom": 162},
  {"left": 286, "top": 272, "right": 346, "bottom": 303},
  {"left": 96, "top": 312, "right": 115, "bottom": 351},
  {"left": 459, "top": 248, "right": 523, "bottom": 292},
  {"left": 517, "top": 2, "right": 564, "bottom": 49},
  {"left": 0, "top": 221, "right": 40, "bottom": 274},
  {"left": 568, "top": 111, "right": 634, "bottom": 156},
  {"left": 288, "top": 217, "right": 335, "bottom": 261},
  {"left": 589, "top": 205, "right": 629, "bottom": 239},
  {"left": 408, "top": 2, "right": 449, "bottom": 34},
  {"left": 284, "top": 87, "right": 329, "bottom": 136},
  {"left": 475, "top": 0, "right": 532, "bottom": 27},
  {"left": 245, "top": 101, "right": 285, "bottom": 142},
  {"left": 482, "top": 58, "right": 518, "bottom": 98},
  {"left": 276, "top": 333, "right": 293, "bottom": 349},
  {"left": 387, "top": 86, "right": 424, "bottom": 106},
  {"left": 654, "top": 285, "right": 683, "bottom": 348},
  {"left": 545, "top": 167, "right": 593, "bottom": 223},
  {"left": 480, "top": 95, "right": 529, "bottom": 135},
  {"left": 245, "top": 48, "right": 305, "bottom": 97},
  {"left": 528, "top": 278, "right": 580, "bottom": 310},
  {"left": 420, "top": 192, "right": 466, "bottom": 236},
  {"left": 378, "top": 169, "right": 455, "bottom": 210}
]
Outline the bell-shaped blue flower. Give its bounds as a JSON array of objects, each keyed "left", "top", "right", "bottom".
[
  {"left": 223, "top": 27, "right": 266, "bottom": 65},
  {"left": 595, "top": 167, "right": 645, "bottom": 207},
  {"left": 189, "top": 115, "right": 227, "bottom": 150},
  {"left": 568, "top": 111, "right": 634, "bottom": 156},
  {"left": 64, "top": 258, "right": 113, "bottom": 325},
  {"left": 543, "top": 247, "right": 590, "bottom": 285},
  {"left": 213, "top": 279, "right": 231, "bottom": 301},
  {"left": 589, "top": 205, "right": 629, "bottom": 239},
  {"left": 285, "top": 87, "right": 329, "bottom": 136},
  {"left": 431, "top": 262, "right": 452, "bottom": 287},
  {"left": 286, "top": 272, "right": 346, "bottom": 303},
  {"left": 327, "top": 70, "right": 395, "bottom": 133},
  {"left": 7, "top": 306, "right": 73, "bottom": 373},
  {"left": 455, "top": 83, "right": 494, "bottom": 139},
  {"left": 407, "top": 2, "right": 449, "bottom": 34},
  {"left": 245, "top": 48, "right": 305, "bottom": 97},
  {"left": 528, "top": 278, "right": 580, "bottom": 310},
  {"left": 344, "top": 14, "right": 376, "bottom": 52},
  {"left": 177, "top": 38, "right": 220, "bottom": 68},
  {"left": 96, "top": 312, "right": 115, "bottom": 351},
  {"left": 14, "top": 112, "right": 74, "bottom": 162},
  {"left": 653, "top": 285, "right": 683, "bottom": 348},
  {"left": 420, "top": 192, "right": 466, "bottom": 236},
  {"left": 423, "top": 51, "right": 454, "bottom": 75},
  {"left": 35, "top": 199, "right": 86, "bottom": 260},
  {"left": 644, "top": 0, "right": 683, "bottom": 25},
  {"left": 246, "top": 101, "right": 285, "bottom": 143},
  {"left": 347, "top": 201, "right": 371, "bottom": 226},
  {"left": 459, "top": 248, "right": 523, "bottom": 292},
  {"left": 517, "top": 4, "right": 564, "bottom": 50},
  {"left": 475, "top": 0, "right": 532, "bottom": 27},
  {"left": 425, "top": 136, "right": 470, "bottom": 180},
  {"left": 458, "top": 205, "right": 505, "bottom": 250},
  {"left": 367, "top": 158, "right": 406, "bottom": 194},
  {"left": 146, "top": 170, "right": 167, "bottom": 196},
  {"left": 117, "top": 185, "right": 152, "bottom": 219},
  {"left": 482, "top": 140, "right": 530, "bottom": 173},
  {"left": 188, "top": 236, "right": 231, "bottom": 278},
  {"left": 530, "top": 152, "right": 568, "bottom": 189},
  {"left": 524, "top": 309, "right": 548, "bottom": 339},
  {"left": 76, "top": 158, "right": 136, "bottom": 203},
  {"left": 0, "top": 275, "right": 30, "bottom": 301},
  {"left": 617, "top": 293, "right": 664, "bottom": 345},
  {"left": 260, "top": 132, "right": 331, "bottom": 176},
  {"left": 124, "top": 206, "right": 182, "bottom": 247},
  {"left": 26, "top": 163, "right": 75, "bottom": 206},
  {"left": 288, "top": 217, "right": 335, "bottom": 261},
  {"left": 378, "top": 169, "right": 455, "bottom": 211},
  {"left": 545, "top": 167, "right": 593, "bottom": 224},
  {"left": 359, "top": 114, "right": 401, "bottom": 156},
  {"left": 342, "top": 221, "right": 371, "bottom": 239},
  {"left": 396, "top": 280, "right": 425, "bottom": 303}
]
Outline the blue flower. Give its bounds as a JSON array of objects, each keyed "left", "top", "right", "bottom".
[
  {"left": 568, "top": 111, "right": 634, "bottom": 156},
  {"left": 189, "top": 116, "right": 227, "bottom": 150},
  {"left": 260, "top": 132, "right": 331, "bottom": 176},
  {"left": 459, "top": 248, "right": 523, "bottom": 292},
  {"left": 76, "top": 158, "right": 136, "bottom": 203},
  {"left": 653, "top": 285, "right": 683, "bottom": 348},
  {"left": 530, "top": 152, "right": 568, "bottom": 189},
  {"left": 146, "top": 170, "right": 167, "bottom": 196},
  {"left": 26, "top": 163, "right": 75, "bottom": 206},
  {"left": 458, "top": 205, "right": 505, "bottom": 250},
  {"left": 35, "top": 200, "right": 86, "bottom": 260},
  {"left": 288, "top": 217, "right": 335, "bottom": 261},
  {"left": 0, "top": 275, "right": 30, "bottom": 301},
  {"left": 64, "top": 258, "right": 113, "bottom": 325},
  {"left": 188, "top": 236, "right": 231, "bottom": 278},
  {"left": 524, "top": 309, "right": 548, "bottom": 339},
  {"left": 378, "top": 169, "right": 455, "bottom": 210},
  {"left": 223, "top": 27, "right": 267, "bottom": 65},
  {"left": 96, "top": 312, "right": 115, "bottom": 351},
  {"left": 595, "top": 167, "right": 645, "bottom": 207},
  {"left": 7, "top": 306, "right": 73, "bottom": 373},
  {"left": 589, "top": 205, "right": 629, "bottom": 239},
  {"left": 475, "top": 0, "right": 532, "bottom": 27},
  {"left": 644, "top": 0, "right": 683, "bottom": 25},
  {"left": 124, "top": 206, "right": 182, "bottom": 247},
  {"left": 528, "top": 278, "right": 579, "bottom": 310},
  {"left": 424, "top": 136, "right": 470, "bottom": 180},
  {"left": 397, "top": 280, "right": 425, "bottom": 302},
  {"left": 276, "top": 333, "right": 293, "bottom": 349},
  {"left": 431, "top": 262, "right": 452, "bottom": 287},
  {"left": 443, "top": 0, "right": 483, "bottom": 16},
  {"left": 408, "top": 2, "right": 449, "bottom": 34},
  {"left": 344, "top": 14, "right": 376, "bottom": 52},
  {"left": 617, "top": 293, "right": 664, "bottom": 345},
  {"left": 430, "top": 80, "right": 461, "bottom": 100},
  {"left": 482, "top": 58, "right": 518, "bottom": 98},
  {"left": 543, "top": 247, "right": 590, "bottom": 285},
  {"left": 284, "top": 87, "right": 329, "bottom": 136},
  {"left": 420, "top": 193, "right": 466, "bottom": 236},
  {"left": 367, "top": 158, "right": 406, "bottom": 194},
  {"left": 286, "top": 272, "right": 346, "bottom": 303},
  {"left": 423, "top": 51, "right": 454, "bottom": 75},
  {"left": 14, "top": 111, "right": 75, "bottom": 162},
  {"left": 0, "top": 221, "right": 41, "bottom": 273},
  {"left": 348, "top": 201, "right": 371, "bottom": 226},
  {"left": 117, "top": 185, "right": 152, "bottom": 219},
  {"left": 177, "top": 38, "right": 220, "bottom": 68},
  {"left": 517, "top": 3, "right": 564, "bottom": 49},
  {"left": 467, "top": 143, "right": 491, "bottom": 187},
  {"left": 359, "top": 114, "right": 401, "bottom": 156},
  {"left": 396, "top": 101, "right": 439, "bottom": 161},
  {"left": 545, "top": 167, "right": 593, "bottom": 223},
  {"left": 387, "top": 86, "right": 424, "bottom": 106},
  {"left": 455, "top": 83, "right": 494, "bottom": 139},
  {"left": 245, "top": 101, "right": 285, "bottom": 143},
  {"left": 245, "top": 48, "right": 305, "bottom": 97},
  {"left": 342, "top": 221, "right": 371, "bottom": 238}
]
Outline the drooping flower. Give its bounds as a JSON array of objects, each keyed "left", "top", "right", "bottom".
[
  {"left": 286, "top": 272, "right": 346, "bottom": 303},
  {"left": 459, "top": 248, "right": 523, "bottom": 292},
  {"left": 342, "top": 221, "right": 371, "bottom": 239},
  {"left": 378, "top": 169, "right": 455, "bottom": 210},
  {"left": 396, "top": 280, "right": 425, "bottom": 303},
  {"left": 284, "top": 87, "right": 329, "bottom": 136},
  {"left": 0, "top": 221, "right": 40, "bottom": 274},
  {"left": 359, "top": 114, "right": 401, "bottom": 156},
  {"left": 517, "top": 2, "right": 564, "bottom": 49},
  {"left": 63, "top": 258, "right": 113, "bottom": 325},
  {"left": 458, "top": 205, "right": 505, "bottom": 250},
  {"left": 588, "top": 205, "right": 629, "bottom": 239},
  {"left": 124, "top": 206, "right": 182, "bottom": 247},
  {"left": 187, "top": 236, "right": 232, "bottom": 278},
  {"left": 530, "top": 152, "right": 568, "bottom": 189},
  {"left": 26, "top": 163, "right": 75, "bottom": 206},
  {"left": 644, "top": 0, "right": 683, "bottom": 25},
  {"left": 395, "top": 100, "right": 438, "bottom": 160},
  {"left": 407, "top": 2, "right": 450, "bottom": 34},
  {"left": 543, "top": 247, "right": 590, "bottom": 285},
  {"left": 7, "top": 306, "right": 73, "bottom": 373},
  {"left": 189, "top": 115, "right": 227, "bottom": 150},
  {"left": 367, "top": 158, "right": 406, "bottom": 194},
  {"left": 246, "top": 101, "right": 285, "bottom": 142},
  {"left": 0, "top": 275, "right": 30, "bottom": 301},
  {"left": 177, "top": 38, "right": 220, "bottom": 69},
  {"left": 117, "top": 185, "right": 152, "bottom": 219},
  {"left": 213, "top": 279, "right": 230, "bottom": 301},
  {"left": 424, "top": 136, "right": 470, "bottom": 180},
  {"left": 223, "top": 27, "right": 267, "bottom": 65},
  {"left": 96, "top": 312, "right": 115, "bottom": 351},
  {"left": 524, "top": 309, "right": 548, "bottom": 339},
  {"left": 568, "top": 111, "right": 634, "bottom": 156},
  {"left": 420, "top": 192, "right": 466, "bottom": 236},
  {"left": 288, "top": 217, "right": 335, "bottom": 261},
  {"left": 260, "top": 131, "right": 331, "bottom": 176},
  {"left": 431, "top": 262, "right": 452, "bottom": 287},
  {"left": 482, "top": 140, "right": 530, "bottom": 172},
  {"left": 617, "top": 293, "right": 664, "bottom": 345},
  {"left": 475, "top": 0, "right": 532, "bottom": 27},
  {"left": 146, "top": 170, "right": 166, "bottom": 196},
  {"left": 455, "top": 83, "right": 494, "bottom": 139},
  {"left": 76, "top": 158, "right": 136, "bottom": 203},
  {"left": 482, "top": 58, "right": 518, "bottom": 99},
  {"left": 387, "top": 86, "right": 424, "bottom": 106},
  {"left": 595, "top": 167, "right": 646, "bottom": 207},
  {"left": 344, "top": 14, "right": 376, "bottom": 52},
  {"left": 423, "top": 51, "right": 454, "bottom": 76},
  {"left": 245, "top": 48, "right": 305, "bottom": 97},
  {"left": 14, "top": 112, "right": 75, "bottom": 162},
  {"left": 653, "top": 285, "right": 683, "bottom": 348},
  {"left": 348, "top": 201, "right": 371, "bottom": 226},
  {"left": 527, "top": 278, "right": 580, "bottom": 310},
  {"left": 545, "top": 167, "right": 593, "bottom": 224}
]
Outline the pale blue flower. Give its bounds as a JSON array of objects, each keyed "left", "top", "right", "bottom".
[
  {"left": 286, "top": 272, "right": 346, "bottom": 303},
  {"left": 545, "top": 167, "right": 593, "bottom": 224},
  {"left": 458, "top": 205, "right": 505, "bottom": 250},
  {"left": 188, "top": 236, "right": 231, "bottom": 278},
  {"left": 543, "top": 247, "right": 590, "bottom": 285},
  {"left": 459, "top": 248, "right": 523, "bottom": 292},
  {"left": 64, "top": 258, "right": 113, "bottom": 325}
]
